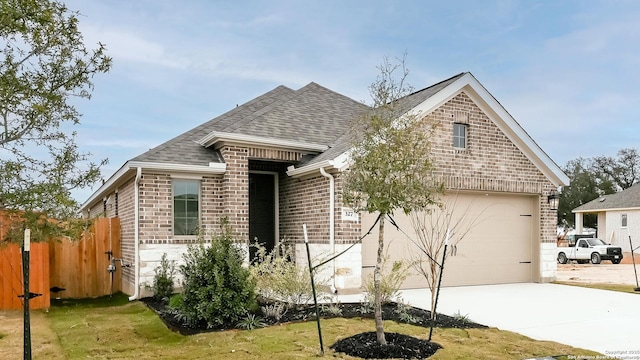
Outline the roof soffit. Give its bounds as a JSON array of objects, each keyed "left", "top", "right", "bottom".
[{"left": 198, "top": 131, "right": 328, "bottom": 153}]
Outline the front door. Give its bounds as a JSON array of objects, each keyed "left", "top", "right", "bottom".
[{"left": 249, "top": 172, "right": 276, "bottom": 262}]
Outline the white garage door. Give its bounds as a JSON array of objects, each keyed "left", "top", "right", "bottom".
[{"left": 361, "top": 192, "right": 537, "bottom": 288}]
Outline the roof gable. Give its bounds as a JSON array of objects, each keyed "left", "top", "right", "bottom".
[{"left": 290, "top": 72, "right": 569, "bottom": 187}]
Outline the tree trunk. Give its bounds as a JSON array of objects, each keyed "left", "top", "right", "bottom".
[
  {"left": 430, "top": 260, "right": 438, "bottom": 320},
  {"left": 429, "top": 262, "right": 439, "bottom": 320},
  {"left": 374, "top": 216, "right": 387, "bottom": 345}
]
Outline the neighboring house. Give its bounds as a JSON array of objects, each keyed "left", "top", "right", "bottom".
[
  {"left": 81, "top": 72, "right": 569, "bottom": 298},
  {"left": 573, "top": 183, "right": 640, "bottom": 252}
]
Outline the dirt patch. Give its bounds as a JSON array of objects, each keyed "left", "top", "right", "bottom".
[
  {"left": 557, "top": 263, "right": 640, "bottom": 285},
  {"left": 620, "top": 252, "right": 640, "bottom": 264}
]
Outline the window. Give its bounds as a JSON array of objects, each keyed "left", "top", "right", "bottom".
[
  {"left": 453, "top": 123, "right": 468, "bottom": 149},
  {"left": 622, "top": 214, "right": 628, "bottom": 227},
  {"left": 173, "top": 179, "right": 200, "bottom": 236}
]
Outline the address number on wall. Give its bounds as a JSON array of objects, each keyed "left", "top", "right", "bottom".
[{"left": 342, "top": 208, "right": 358, "bottom": 221}]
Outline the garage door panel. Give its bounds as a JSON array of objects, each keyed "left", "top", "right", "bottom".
[{"left": 361, "top": 192, "right": 535, "bottom": 288}]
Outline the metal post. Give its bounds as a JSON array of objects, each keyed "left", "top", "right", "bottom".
[
  {"left": 23, "top": 228, "right": 32, "bottom": 360},
  {"left": 303, "top": 224, "right": 324, "bottom": 354},
  {"left": 629, "top": 236, "right": 640, "bottom": 291},
  {"left": 428, "top": 243, "right": 448, "bottom": 342}
]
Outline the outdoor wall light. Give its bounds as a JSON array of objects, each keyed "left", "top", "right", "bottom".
[{"left": 547, "top": 191, "right": 559, "bottom": 211}]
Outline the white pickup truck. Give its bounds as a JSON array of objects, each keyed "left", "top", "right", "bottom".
[{"left": 557, "top": 237, "right": 623, "bottom": 264}]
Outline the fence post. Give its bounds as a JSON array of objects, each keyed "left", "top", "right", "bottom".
[{"left": 23, "top": 228, "right": 32, "bottom": 360}]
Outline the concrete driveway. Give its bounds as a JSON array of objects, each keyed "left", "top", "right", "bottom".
[{"left": 396, "top": 284, "right": 640, "bottom": 358}]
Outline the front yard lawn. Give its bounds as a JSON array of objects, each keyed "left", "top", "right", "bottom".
[
  {"left": 554, "top": 281, "right": 640, "bottom": 294},
  {"left": 0, "top": 294, "right": 603, "bottom": 359}
]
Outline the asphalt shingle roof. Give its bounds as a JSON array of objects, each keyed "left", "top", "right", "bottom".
[
  {"left": 396, "top": 72, "right": 466, "bottom": 113},
  {"left": 573, "top": 183, "right": 640, "bottom": 212},
  {"left": 131, "top": 73, "right": 466, "bottom": 168},
  {"left": 132, "top": 83, "right": 369, "bottom": 166},
  {"left": 133, "top": 85, "right": 295, "bottom": 166},
  {"left": 301, "top": 72, "right": 466, "bottom": 166}
]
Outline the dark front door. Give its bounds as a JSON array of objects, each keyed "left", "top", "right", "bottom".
[{"left": 249, "top": 173, "right": 275, "bottom": 262}]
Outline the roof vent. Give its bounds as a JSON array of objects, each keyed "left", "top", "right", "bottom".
[{"left": 598, "top": 197, "right": 606, "bottom": 202}]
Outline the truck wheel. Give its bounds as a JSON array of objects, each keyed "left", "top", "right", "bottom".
[
  {"left": 612, "top": 259, "right": 621, "bottom": 264},
  {"left": 590, "top": 253, "right": 601, "bottom": 264},
  {"left": 557, "top": 253, "right": 568, "bottom": 264}
]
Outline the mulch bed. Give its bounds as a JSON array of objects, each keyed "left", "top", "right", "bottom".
[{"left": 141, "top": 297, "right": 486, "bottom": 359}]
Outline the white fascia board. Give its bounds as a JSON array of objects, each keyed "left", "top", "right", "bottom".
[
  {"left": 80, "top": 161, "right": 227, "bottom": 211},
  {"left": 409, "top": 73, "right": 570, "bottom": 187},
  {"left": 573, "top": 206, "right": 640, "bottom": 213},
  {"left": 199, "top": 131, "right": 328, "bottom": 153},
  {"left": 80, "top": 162, "right": 135, "bottom": 212},
  {"left": 287, "top": 160, "right": 336, "bottom": 178},
  {"left": 127, "top": 161, "right": 226, "bottom": 174},
  {"left": 333, "top": 152, "right": 351, "bottom": 171}
]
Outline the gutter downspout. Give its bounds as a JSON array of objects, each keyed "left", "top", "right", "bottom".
[
  {"left": 129, "top": 167, "right": 142, "bottom": 301},
  {"left": 319, "top": 167, "right": 337, "bottom": 294}
]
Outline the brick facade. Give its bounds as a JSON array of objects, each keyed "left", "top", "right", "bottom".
[
  {"left": 90, "top": 87, "right": 562, "bottom": 295},
  {"left": 425, "top": 92, "right": 557, "bottom": 245}
]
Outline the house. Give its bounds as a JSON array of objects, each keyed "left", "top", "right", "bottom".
[
  {"left": 81, "top": 72, "right": 569, "bottom": 298},
  {"left": 573, "top": 183, "right": 640, "bottom": 253}
]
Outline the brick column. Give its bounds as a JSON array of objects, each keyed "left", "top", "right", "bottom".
[{"left": 220, "top": 146, "right": 249, "bottom": 241}]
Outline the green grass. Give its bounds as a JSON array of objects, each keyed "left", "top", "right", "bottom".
[
  {"left": 554, "top": 281, "right": 640, "bottom": 294},
  {"left": 0, "top": 295, "right": 604, "bottom": 359}
]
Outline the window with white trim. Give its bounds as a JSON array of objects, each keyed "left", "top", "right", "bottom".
[
  {"left": 173, "top": 179, "right": 200, "bottom": 236},
  {"left": 622, "top": 214, "right": 628, "bottom": 228},
  {"left": 453, "top": 123, "right": 468, "bottom": 149}
]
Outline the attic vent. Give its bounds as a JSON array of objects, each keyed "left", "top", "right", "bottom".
[
  {"left": 598, "top": 197, "right": 606, "bottom": 202},
  {"left": 454, "top": 111, "right": 469, "bottom": 123}
]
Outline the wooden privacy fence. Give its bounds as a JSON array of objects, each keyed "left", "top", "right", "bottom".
[
  {"left": 0, "top": 217, "right": 121, "bottom": 309},
  {"left": 49, "top": 217, "right": 121, "bottom": 299},
  {"left": 0, "top": 242, "right": 50, "bottom": 310}
]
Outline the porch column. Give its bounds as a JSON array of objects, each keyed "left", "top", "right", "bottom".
[
  {"left": 575, "top": 212, "right": 583, "bottom": 234},
  {"left": 220, "top": 146, "right": 249, "bottom": 241}
]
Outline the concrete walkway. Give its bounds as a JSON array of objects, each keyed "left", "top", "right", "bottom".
[{"left": 338, "top": 283, "right": 640, "bottom": 358}]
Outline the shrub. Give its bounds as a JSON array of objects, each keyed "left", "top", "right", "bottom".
[
  {"left": 177, "top": 218, "right": 256, "bottom": 328},
  {"left": 261, "top": 302, "right": 287, "bottom": 321},
  {"left": 362, "top": 256, "right": 410, "bottom": 305},
  {"left": 168, "top": 293, "right": 183, "bottom": 309},
  {"left": 249, "top": 242, "right": 327, "bottom": 307},
  {"left": 236, "top": 313, "right": 265, "bottom": 330},
  {"left": 151, "top": 253, "right": 176, "bottom": 303}
]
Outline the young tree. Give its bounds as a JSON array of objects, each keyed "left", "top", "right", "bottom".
[
  {"left": 409, "top": 194, "right": 485, "bottom": 320},
  {"left": 0, "top": 0, "right": 111, "bottom": 241},
  {"left": 343, "top": 56, "right": 443, "bottom": 345}
]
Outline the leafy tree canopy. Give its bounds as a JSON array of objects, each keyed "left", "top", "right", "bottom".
[
  {"left": 343, "top": 56, "right": 443, "bottom": 215},
  {"left": 558, "top": 147, "right": 639, "bottom": 229},
  {"left": 0, "top": 0, "right": 111, "bottom": 242}
]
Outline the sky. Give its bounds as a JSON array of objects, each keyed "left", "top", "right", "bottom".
[{"left": 61, "top": 0, "right": 640, "bottom": 201}]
